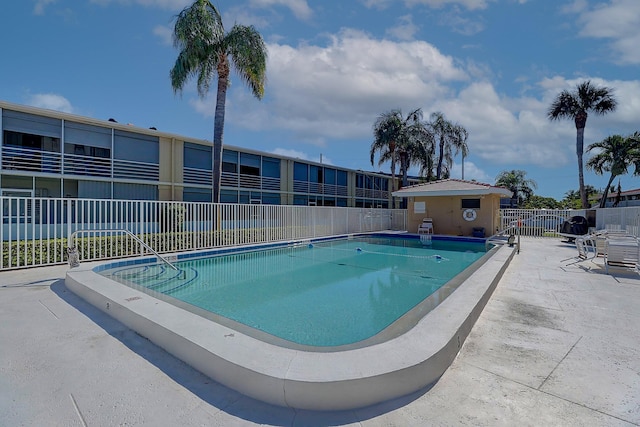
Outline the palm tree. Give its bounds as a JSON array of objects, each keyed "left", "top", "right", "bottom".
[
  {"left": 370, "top": 108, "right": 432, "bottom": 191},
  {"left": 562, "top": 185, "right": 599, "bottom": 209},
  {"left": 495, "top": 169, "right": 538, "bottom": 208},
  {"left": 548, "top": 80, "right": 617, "bottom": 208},
  {"left": 170, "top": 0, "right": 267, "bottom": 203},
  {"left": 428, "top": 112, "right": 469, "bottom": 180},
  {"left": 586, "top": 132, "right": 640, "bottom": 208}
]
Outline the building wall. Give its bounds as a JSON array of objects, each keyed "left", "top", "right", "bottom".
[
  {"left": 407, "top": 194, "right": 502, "bottom": 236},
  {"left": 0, "top": 101, "right": 394, "bottom": 207}
]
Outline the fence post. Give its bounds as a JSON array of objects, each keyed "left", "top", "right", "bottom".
[{"left": 66, "top": 199, "right": 73, "bottom": 246}]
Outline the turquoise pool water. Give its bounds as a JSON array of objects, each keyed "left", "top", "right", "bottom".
[{"left": 100, "top": 236, "right": 487, "bottom": 347}]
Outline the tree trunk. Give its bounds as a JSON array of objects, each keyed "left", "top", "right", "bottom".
[
  {"left": 390, "top": 155, "right": 396, "bottom": 208},
  {"left": 436, "top": 136, "right": 445, "bottom": 180},
  {"left": 576, "top": 126, "right": 587, "bottom": 208},
  {"left": 212, "top": 55, "right": 229, "bottom": 204},
  {"left": 599, "top": 174, "right": 616, "bottom": 208}
]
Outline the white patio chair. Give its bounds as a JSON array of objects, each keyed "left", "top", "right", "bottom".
[
  {"left": 564, "top": 234, "right": 597, "bottom": 265},
  {"left": 418, "top": 218, "right": 433, "bottom": 245},
  {"left": 604, "top": 235, "right": 640, "bottom": 273}
]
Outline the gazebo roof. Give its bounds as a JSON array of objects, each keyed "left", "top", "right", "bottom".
[{"left": 392, "top": 179, "right": 512, "bottom": 198}]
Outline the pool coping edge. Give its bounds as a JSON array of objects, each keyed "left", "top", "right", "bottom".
[{"left": 65, "top": 242, "right": 515, "bottom": 411}]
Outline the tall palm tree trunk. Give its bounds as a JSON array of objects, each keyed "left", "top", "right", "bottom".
[
  {"left": 575, "top": 116, "right": 587, "bottom": 208},
  {"left": 576, "top": 131, "right": 587, "bottom": 208},
  {"left": 212, "top": 56, "right": 230, "bottom": 203},
  {"left": 600, "top": 174, "right": 616, "bottom": 208},
  {"left": 436, "top": 137, "right": 444, "bottom": 179}
]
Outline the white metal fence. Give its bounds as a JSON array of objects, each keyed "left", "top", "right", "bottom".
[
  {"left": 595, "top": 206, "right": 640, "bottom": 236},
  {"left": 498, "top": 207, "right": 640, "bottom": 238},
  {"left": 498, "top": 209, "right": 586, "bottom": 238},
  {"left": 1, "top": 197, "right": 407, "bottom": 270},
  {"left": 6, "top": 198, "right": 638, "bottom": 271}
]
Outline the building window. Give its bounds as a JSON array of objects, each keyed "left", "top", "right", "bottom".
[
  {"left": 113, "top": 130, "right": 158, "bottom": 163},
  {"left": 461, "top": 198, "right": 481, "bottom": 209},
  {"left": 220, "top": 189, "right": 238, "bottom": 203},
  {"left": 4, "top": 130, "right": 60, "bottom": 153},
  {"left": 261, "top": 192, "right": 281, "bottom": 205},
  {"left": 310, "top": 165, "right": 322, "bottom": 183},
  {"left": 114, "top": 183, "right": 158, "bottom": 200},
  {"left": 183, "top": 187, "right": 212, "bottom": 202},
  {"left": 65, "top": 144, "right": 110, "bottom": 158},
  {"left": 294, "top": 162, "right": 308, "bottom": 181},
  {"left": 337, "top": 170, "right": 347, "bottom": 187},
  {"left": 262, "top": 157, "right": 280, "bottom": 178},
  {"left": 184, "top": 142, "right": 212, "bottom": 170},
  {"left": 240, "top": 153, "right": 260, "bottom": 176},
  {"left": 324, "top": 168, "right": 336, "bottom": 185},
  {"left": 222, "top": 150, "right": 238, "bottom": 173},
  {"left": 293, "top": 195, "right": 308, "bottom": 205},
  {"left": 239, "top": 191, "right": 262, "bottom": 204}
]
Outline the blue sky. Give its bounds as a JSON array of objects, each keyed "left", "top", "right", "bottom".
[{"left": 3, "top": 0, "right": 640, "bottom": 200}]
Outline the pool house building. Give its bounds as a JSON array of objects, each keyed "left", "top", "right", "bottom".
[{"left": 0, "top": 101, "right": 397, "bottom": 208}]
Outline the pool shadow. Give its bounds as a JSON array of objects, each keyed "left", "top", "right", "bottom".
[{"left": 50, "top": 279, "right": 433, "bottom": 425}]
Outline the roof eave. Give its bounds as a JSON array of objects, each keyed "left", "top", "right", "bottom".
[{"left": 392, "top": 188, "right": 513, "bottom": 197}]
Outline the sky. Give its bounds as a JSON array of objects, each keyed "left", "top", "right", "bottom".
[{"left": 3, "top": 0, "right": 640, "bottom": 201}]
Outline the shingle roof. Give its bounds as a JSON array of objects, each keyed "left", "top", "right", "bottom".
[{"left": 391, "top": 179, "right": 512, "bottom": 197}]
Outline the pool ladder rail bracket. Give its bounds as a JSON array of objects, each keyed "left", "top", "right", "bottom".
[
  {"left": 486, "top": 226, "right": 520, "bottom": 254},
  {"left": 67, "top": 228, "right": 180, "bottom": 271}
]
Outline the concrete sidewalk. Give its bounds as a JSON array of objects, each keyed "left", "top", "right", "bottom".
[{"left": 1, "top": 238, "right": 639, "bottom": 426}]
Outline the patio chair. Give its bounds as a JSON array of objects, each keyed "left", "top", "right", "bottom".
[
  {"left": 604, "top": 235, "right": 640, "bottom": 273},
  {"left": 595, "top": 229, "right": 631, "bottom": 257},
  {"left": 418, "top": 218, "right": 433, "bottom": 245},
  {"left": 418, "top": 218, "right": 433, "bottom": 234},
  {"left": 564, "top": 234, "right": 597, "bottom": 265}
]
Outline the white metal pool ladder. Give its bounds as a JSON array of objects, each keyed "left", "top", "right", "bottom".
[
  {"left": 486, "top": 225, "right": 519, "bottom": 253},
  {"left": 68, "top": 228, "right": 179, "bottom": 271}
]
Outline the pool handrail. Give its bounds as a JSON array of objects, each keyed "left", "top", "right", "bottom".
[
  {"left": 486, "top": 225, "right": 519, "bottom": 251},
  {"left": 68, "top": 228, "right": 179, "bottom": 271}
]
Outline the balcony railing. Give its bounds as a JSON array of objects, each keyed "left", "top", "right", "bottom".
[
  {"left": 2, "top": 146, "right": 62, "bottom": 174},
  {"left": 293, "top": 180, "right": 350, "bottom": 197},
  {"left": 184, "top": 167, "right": 212, "bottom": 185},
  {"left": 221, "top": 172, "right": 281, "bottom": 191},
  {"left": 113, "top": 159, "right": 159, "bottom": 181},
  {"left": 1, "top": 146, "right": 160, "bottom": 182},
  {"left": 64, "top": 153, "right": 111, "bottom": 177}
]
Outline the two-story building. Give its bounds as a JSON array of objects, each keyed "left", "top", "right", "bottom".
[{"left": 0, "top": 101, "right": 402, "bottom": 208}]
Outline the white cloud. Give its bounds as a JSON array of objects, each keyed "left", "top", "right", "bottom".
[
  {"left": 450, "top": 160, "right": 492, "bottom": 182},
  {"left": 153, "top": 24, "right": 173, "bottom": 46},
  {"left": 33, "top": 0, "right": 56, "bottom": 15},
  {"left": 249, "top": 0, "right": 312, "bottom": 20},
  {"left": 224, "top": 29, "right": 467, "bottom": 142},
  {"left": 362, "top": 0, "right": 494, "bottom": 10},
  {"left": 27, "top": 94, "right": 74, "bottom": 113},
  {"left": 439, "top": 11, "right": 485, "bottom": 35},
  {"left": 183, "top": 25, "right": 640, "bottom": 184},
  {"left": 271, "top": 148, "right": 330, "bottom": 164},
  {"left": 569, "top": 0, "right": 640, "bottom": 64},
  {"left": 386, "top": 15, "right": 419, "bottom": 41},
  {"left": 89, "top": 0, "right": 191, "bottom": 10},
  {"left": 404, "top": 0, "right": 493, "bottom": 10}
]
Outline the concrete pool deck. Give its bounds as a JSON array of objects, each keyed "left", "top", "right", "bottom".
[{"left": 1, "top": 238, "right": 639, "bottom": 425}]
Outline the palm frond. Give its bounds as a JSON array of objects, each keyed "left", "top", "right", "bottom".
[{"left": 225, "top": 25, "right": 268, "bottom": 99}]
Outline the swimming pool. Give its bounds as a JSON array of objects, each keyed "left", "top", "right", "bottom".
[
  {"left": 66, "top": 233, "right": 515, "bottom": 410},
  {"left": 99, "top": 236, "right": 487, "bottom": 348}
]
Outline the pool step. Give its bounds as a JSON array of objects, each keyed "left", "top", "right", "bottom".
[{"left": 109, "top": 265, "right": 198, "bottom": 294}]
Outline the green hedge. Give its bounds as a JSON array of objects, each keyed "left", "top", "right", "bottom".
[{"left": 2, "top": 226, "right": 316, "bottom": 268}]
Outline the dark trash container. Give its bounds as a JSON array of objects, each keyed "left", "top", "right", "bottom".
[{"left": 472, "top": 227, "right": 485, "bottom": 238}]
